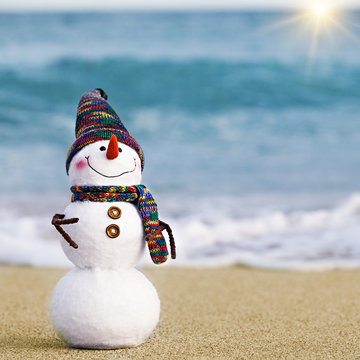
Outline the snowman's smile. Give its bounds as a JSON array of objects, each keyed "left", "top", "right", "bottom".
[{"left": 85, "top": 156, "right": 136, "bottom": 178}]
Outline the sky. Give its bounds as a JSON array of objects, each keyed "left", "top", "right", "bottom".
[{"left": 0, "top": 0, "right": 358, "bottom": 11}]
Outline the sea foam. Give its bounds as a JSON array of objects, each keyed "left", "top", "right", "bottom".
[{"left": 1, "top": 193, "right": 360, "bottom": 270}]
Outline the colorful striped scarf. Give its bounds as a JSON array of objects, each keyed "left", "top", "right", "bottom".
[{"left": 71, "top": 185, "right": 169, "bottom": 264}]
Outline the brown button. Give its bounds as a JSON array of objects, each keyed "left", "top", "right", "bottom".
[
  {"left": 108, "top": 206, "right": 122, "bottom": 219},
  {"left": 106, "top": 224, "right": 120, "bottom": 238}
]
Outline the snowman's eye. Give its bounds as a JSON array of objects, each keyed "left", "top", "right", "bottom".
[
  {"left": 118, "top": 147, "right": 122, "bottom": 152},
  {"left": 100, "top": 146, "right": 106, "bottom": 151}
]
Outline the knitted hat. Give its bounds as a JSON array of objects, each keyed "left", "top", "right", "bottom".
[{"left": 66, "top": 89, "right": 144, "bottom": 174}]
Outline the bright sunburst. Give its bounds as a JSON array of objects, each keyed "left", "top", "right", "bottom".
[
  {"left": 259, "top": 3, "right": 359, "bottom": 74},
  {"left": 314, "top": 5, "right": 327, "bottom": 17},
  {"left": 310, "top": 4, "right": 333, "bottom": 23}
]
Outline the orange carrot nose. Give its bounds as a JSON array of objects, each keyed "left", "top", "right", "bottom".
[{"left": 106, "top": 135, "right": 119, "bottom": 160}]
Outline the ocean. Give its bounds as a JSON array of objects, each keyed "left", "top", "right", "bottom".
[{"left": 1, "top": 11, "right": 360, "bottom": 269}]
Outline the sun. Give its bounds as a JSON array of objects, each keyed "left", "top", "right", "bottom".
[
  {"left": 312, "top": 5, "right": 329, "bottom": 19},
  {"left": 314, "top": 5, "right": 326, "bottom": 16}
]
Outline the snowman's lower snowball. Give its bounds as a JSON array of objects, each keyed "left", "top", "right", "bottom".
[{"left": 50, "top": 267, "right": 160, "bottom": 349}]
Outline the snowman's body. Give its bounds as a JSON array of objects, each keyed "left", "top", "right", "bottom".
[
  {"left": 51, "top": 267, "right": 160, "bottom": 349},
  {"left": 50, "top": 134, "right": 162, "bottom": 349},
  {"left": 61, "top": 201, "right": 145, "bottom": 270}
]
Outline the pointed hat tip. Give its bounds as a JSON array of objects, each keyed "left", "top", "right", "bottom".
[{"left": 95, "top": 88, "right": 108, "bottom": 100}]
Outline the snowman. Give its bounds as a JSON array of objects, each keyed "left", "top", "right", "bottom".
[{"left": 50, "top": 88, "right": 175, "bottom": 349}]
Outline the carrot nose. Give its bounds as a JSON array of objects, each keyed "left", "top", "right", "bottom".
[{"left": 106, "top": 135, "right": 119, "bottom": 160}]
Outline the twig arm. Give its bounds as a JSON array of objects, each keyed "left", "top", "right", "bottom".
[{"left": 51, "top": 214, "right": 79, "bottom": 249}]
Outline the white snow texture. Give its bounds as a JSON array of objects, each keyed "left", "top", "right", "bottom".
[
  {"left": 50, "top": 141, "right": 160, "bottom": 348},
  {"left": 50, "top": 267, "right": 160, "bottom": 349}
]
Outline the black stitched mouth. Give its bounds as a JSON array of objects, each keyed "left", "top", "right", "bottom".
[{"left": 85, "top": 156, "right": 136, "bottom": 178}]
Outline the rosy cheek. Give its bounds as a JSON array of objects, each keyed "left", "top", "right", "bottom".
[
  {"left": 75, "top": 159, "right": 87, "bottom": 170},
  {"left": 136, "top": 160, "right": 141, "bottom": 170}
]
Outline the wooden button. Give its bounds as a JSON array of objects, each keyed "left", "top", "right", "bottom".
[
  {"left": 106, "top": 224, "right": 120, "bottom": 238},
  {"left": 108, "top": 206, "right": 122, "bottom": 219}
]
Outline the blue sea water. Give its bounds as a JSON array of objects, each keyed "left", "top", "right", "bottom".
[{"left": 1, "top": 11, "right": 360, "bottom": 268}]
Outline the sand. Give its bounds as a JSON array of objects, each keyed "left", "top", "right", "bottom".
[{"left": 0, "top": 265, "right": 359, "bottom": 360}]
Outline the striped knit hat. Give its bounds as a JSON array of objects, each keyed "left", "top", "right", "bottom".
[{"left": 66, "top": 89, "right": 144, "bottom": 174}]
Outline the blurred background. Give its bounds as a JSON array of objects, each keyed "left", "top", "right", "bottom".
[{"left": 0, "top": 0, "right": 360, "bottom": 269}]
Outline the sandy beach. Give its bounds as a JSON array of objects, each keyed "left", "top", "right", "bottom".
[{"left": 0, "top": 265, "right": 359, "bottom": 359}]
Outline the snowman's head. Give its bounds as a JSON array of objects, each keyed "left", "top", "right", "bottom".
[
  {"left": 66, "top": 89, "right": 145, "bottom": 185},
  {"left": 69, "top": 135, "right": 142, "bottom": 186}
]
